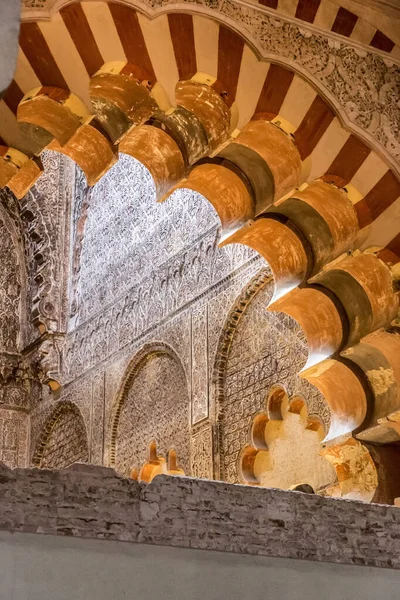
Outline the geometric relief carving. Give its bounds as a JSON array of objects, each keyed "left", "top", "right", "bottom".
[
  {"left": 216, "top": 274, "right": 330, "bottom": 483},
  {"left": 0, "top": 385, "right": 29, "bottom": 409},
  {"left": 191, "top": 304, "right": 208, "bottom": 424},
  {"left": 0, "top": 209, "right": 22, "bottom": 352},
  {"left": 32, "top": 401, "right": 89, "bottom": 469},
  {"left": 191, "top": 425, "right": 214, "bottom": 480},
  {"left": 111, "top": 344, "right": 190, "bottom": 477},
  {"left": 0, "top": 409, "right": 29, "bottom": 468},
  {"left": 63, "top": 157, "right": 259, "bottom": 384}
]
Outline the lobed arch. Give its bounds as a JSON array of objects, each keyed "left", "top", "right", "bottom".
[
  {"left": 238, "top": 384, "right": 334, "bottom": 491},
  {"left": 0, "top": 1, "right": 398, "bottom": 449},
  {"left": 1, "top": 2, "right": 398, "bottom": 252},
  {"left": 237, "top": 384, "right": 399, "bottom": 504},
  {"left": 109, "top": 341, "right": 190, "bottom": 475}
]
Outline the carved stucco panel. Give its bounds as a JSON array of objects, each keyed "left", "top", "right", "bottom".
[
  {"left": 0, "top": 385, "right": 29, "bottom": 410},
  {"left": 207, "top": 258, "right": 267, "bottom": 411},
  {"left": 30, "top": 379, "right": 92, "bottom": 465},
  {"left": 0, "top": 409, "right": 29, "bottom": 468},
  {"left": 113, "top": 349, "right": 190, "bottom": 477},
  {"left": 20, "top": 150, "right": 72, "bottom": 339},
  {"left": 191, "top": 425, "right": 214, "bottom": 479},
  {"left": 0, "top": 209, "right": 23, "bottom": 353},
  {"left": 63, "top": 243, "right": 262, "bottom": 384},
  {"left": 73, "top": 156, "right": 218, "bottom": 325},
  {"left": 91, "top": 371, "right": 105, "bottom": 465},
  {"left": 39, "top": 404, "right": 89, "bottom": 469},
  {"left": 191, "top": 304, "right": 209, "bottom": 424}
]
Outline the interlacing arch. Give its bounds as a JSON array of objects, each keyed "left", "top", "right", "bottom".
[{"left": 1, "top": 3, "right": 400, "bottom": 448}]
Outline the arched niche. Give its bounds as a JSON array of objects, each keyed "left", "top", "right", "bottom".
[
  {"left": 110, "top": 342, "right": 190, "bottom": 476},
  {"left": 212, "top": 268, "right": 330, "bottom": 483},
  {"left": 32, "top": 401, "right": 89, "bottom": 469}
]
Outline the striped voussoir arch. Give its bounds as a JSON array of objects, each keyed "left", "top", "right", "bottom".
[
  {"left": 0, "top": 1, "right": 399, "bottom": 446},
  {"left": 1, "top": 2, "right": 398, "bottom": 248},
  {"left": 259, "top": 0, "right": 399, "bottom": 57}
]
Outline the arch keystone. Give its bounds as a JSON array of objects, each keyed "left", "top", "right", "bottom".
[
  {"left": 90, "top": 62, "right": 159, "bottom": 143},
  {"left": 166, "top": 163, "right": 254, "bottom": 241},
  {"left": 272, "top": 180, "right": 359, "bottom": 273},
  {"left": 48, "top": 120, "right": 117, "bottom": 186},
  {"left": 301, "top": 359, "right": 367, "bottom": 441},
  {"left": 234, "top": 120, "right": 302, "bottom": 209},
  {"left": 310, "top": 253, "right": 399, "bottom": 347},
  {"left": 269, "top": 286, "right": 344, "bottom": 369},
  {"left": 175, "top": 79, "right": 231, "bottom": 153},
  {"left": 342, "top": 331, "right": 400, "bottom": 443}
]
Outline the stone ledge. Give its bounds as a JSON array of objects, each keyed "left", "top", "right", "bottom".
[{"left": 0, "top": 463, "right": 399, "bottom": 569}]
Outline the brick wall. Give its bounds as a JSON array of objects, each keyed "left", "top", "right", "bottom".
[{"left": 0, "top": 463, "right": 399, "bottom": 569}]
